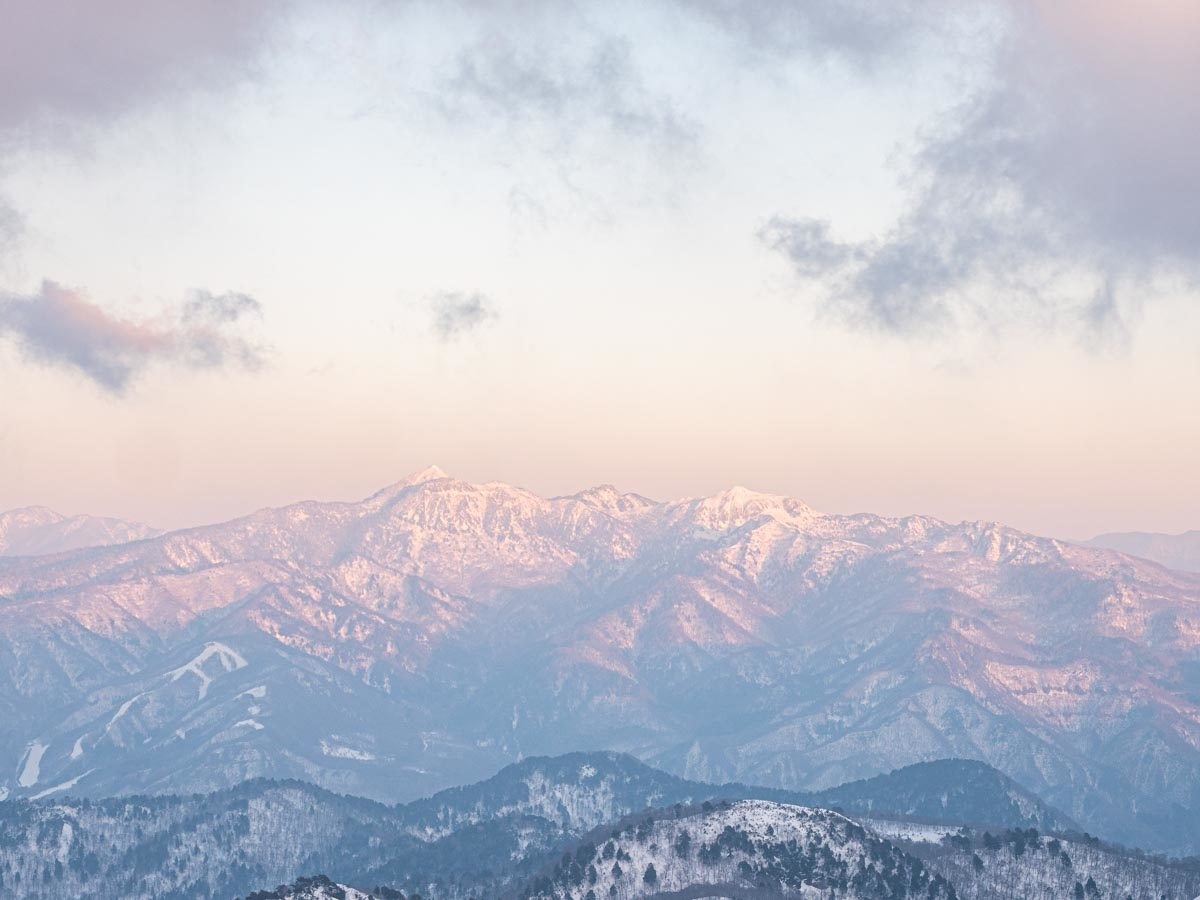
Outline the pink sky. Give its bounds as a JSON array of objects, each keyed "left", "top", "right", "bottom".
[{"left": 1, "top": 0, "right": 1198, "bottom": 540}]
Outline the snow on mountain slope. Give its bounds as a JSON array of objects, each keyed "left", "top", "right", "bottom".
[
  {"left": 910, "top": 826, "right": 1200, "bottom": 900},
  {"left": 514, "top": 799, "right": 957, "bottom": 899},
  {"left": 0, "top": 469, "right": 1198, "bottom": 852},
  {"left": 0, "top": 781, "right": 412, "bottom": 900},
  {"left": 244, "top": 875, "right": 374, "bottom": 900},
  {"left": 0, "top": 506, "right": 160, "bottom": 557}
]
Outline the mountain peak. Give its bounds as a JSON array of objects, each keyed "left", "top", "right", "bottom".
[
  {"left": 679, "top": 484, "right": 821, "bottom": 531},
  {"left": 563, "top": 483, "right": 658, "bottom": 516},
  {"left": 0, "top": 505, "right": 64, "bottom": 525},
  {"left": 403, "top": 464, "right": 449, "bottom": 485},
  {"left": 362, "top": 465, "right": 454, "bottom": 508}
]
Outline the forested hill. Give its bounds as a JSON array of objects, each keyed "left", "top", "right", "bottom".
[{"left": 0, "top": 751, "right": 1075, "bottom": 900}]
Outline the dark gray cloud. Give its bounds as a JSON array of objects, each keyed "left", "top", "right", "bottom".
[
  {"left": 440, "top": 33, "right": 696, "bottom": 152},
  {"left": 0, "top": 282, "right": 267, "bottom": 392},
  {"left": 429, "top": 291, "right": 498, "bottom": 342},
  {"left": 763, "top": 0, "right": 1200, "bottom": 338}
]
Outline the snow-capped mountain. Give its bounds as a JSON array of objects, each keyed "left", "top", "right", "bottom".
[
  {"left": 0, "top": 506, "right": 160, "bottom": 557},
  {"left": 1084, "top": 529, "right": 1200, "bottom": 573},
  {"left": 513, "top": 799, "right": 958, "bottom": 899},
  {"left": 503, "top": 797, "right": 1196, "bottom": 900},
  {"left": 1, "top": 468, "right": 1198, "bottom": 852}
]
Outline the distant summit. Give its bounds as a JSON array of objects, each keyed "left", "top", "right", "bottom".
[
  {"left": 0, "top": 506, "right": 159, "bottom": 557},
  {"left": 1083, "top": 529, "right": 1200, "bottom": 572}
]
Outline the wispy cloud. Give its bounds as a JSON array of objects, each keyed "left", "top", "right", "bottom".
[
  {"left": 763, "top": 0, "right": 1200, "bottom": 339},
  {"left": 0, "top": 281, "right": 267, "bottom": 393},
  {"left": 429, "top": 291, "right": 498, "bottom": 342},
  {"left": 683, "top": 0, "right": 963, "bottom": 69},
  {"left": 182, "top": 289, "right": 262, "bottom": 324},
  {"left": 439, "top": 32, "right": 697, "bottom": 154}
]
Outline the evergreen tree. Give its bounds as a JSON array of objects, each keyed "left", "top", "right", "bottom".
[{"left": 674, "top": 830, "right": 691, "bottom": 859}]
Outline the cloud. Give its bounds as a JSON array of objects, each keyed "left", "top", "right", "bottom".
[
  {"left": 0, "top": 0, "right": 288, "bottom": 135},
  {"left": 0, "top": 198, "right": 20, "bottom": 258},
  {"left": 182, "top": 289, "right": 262, "bottom": 324},
  {"left": 760, "top": 218, "right": 864, "bottom": 281},
  {"left": 683, "top": 0, "right": 963, "bottom": 68},
  {"left": 763, "top": 0, "right": 1200, "bottom": 338},
  {"left": 429, "top": 291, "right": 498, "bottom": 342},
  {"left": 0, "top": 281, "right": 267, "bottom": 392},
  {"left": 0, "top": 5, "right": 288, "bottom": 387},
  {"left": 439, "top": 32, "right": 696, "bottom": 153}
]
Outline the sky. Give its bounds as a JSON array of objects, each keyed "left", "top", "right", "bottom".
[{"left": 1, "top": 0, "right": 1198, "bottom": 539}]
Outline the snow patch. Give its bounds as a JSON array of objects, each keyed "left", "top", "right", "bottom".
[
  {"left": 56, "top": 821, "right": 73, "bottom": 864},
  {"left": 235, "top": 719, "right": 265, "bottom": 731},
  {"left": 167, "top": 641, "right": 248, "bottom": 699},
  {"left": 863, "top": 817, "right": 962, "bottom": 844},
  {"left": 319, "top": 739, "right": 375, "bottom": 760},
  {"left": 106, "top": 694, "right": 144, "bottom": 731},
  {"left": 31, "top": 770, "right": 94, "bottom": 800},
  {"left": 70, "top": 737, "right": 85, "bottom": 760},
  {"left": 238, "top": 684, "right": 267, "bottom": 699},
  {"left": 17, "top": 741, "right": 47, "bottom": 788}
]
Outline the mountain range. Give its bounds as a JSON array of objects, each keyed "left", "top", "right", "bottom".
[{"left": 2, "top": 468, "right": 1198, "bottom": 853}]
